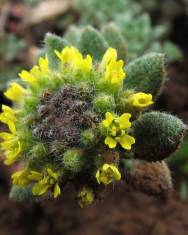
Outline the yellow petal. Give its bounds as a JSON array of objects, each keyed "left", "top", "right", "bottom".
[
  {"left": 28, "top": 171, "right": 43, "bottom": 181},
  {"left": 19, "top": 70, "right": 37, "bottom": 86},
  {"left": 116, "top": 113, "right": 131, "bottom": 129},
  {"left": 77, "top": 186, "right": 94, "bottom": 208},
  {"left": 105, "top": 60, "right": 125, "bottom": 85},
  {"left": 12, "top": 169, "right": 30, "bottom": 186},
  {"left": 54, "top": 183, "right": 61, "bottom": 198},
  {"left": 0, "top": 132, "right": 14, "bottom": 140},
  {"left": 104, "top": 136, "right": 117, "bottom": 149},
  {"left": 38, "top": 56, "right": 49, "bottom": 73},
  {"left": 7, "top": 121, "right": 16, "bottom": 135},
  {"left": 32, "top": 181, "right": 49, "bottom": 196},
  {"left": 47, "top": 168, "right": 59, "bottom": 180},
  {"left": 102, "top": 112, "right": 114, "bottom": 128},
  {"left": 95, "top": 169, "right": 101, "bottom": 184},
  {"left": 108, "top": 165, "right": 121, "bottom": 181},
  {"left": 4, "top": 83, "right": 26, "bottom": 102},
  {"left": 117, "top": 134, "right": 135, "bottom": 150},
  {"left": 129, "top": 92, "right": 154, "bottom": 108},
  {"left": 55, "top": 47, "right": 92, "bottom": 73},
  {"left": 99, "top": 48, "right": 117, "bottom": 71}
]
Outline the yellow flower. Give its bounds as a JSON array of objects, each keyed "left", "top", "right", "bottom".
[
  {"left": 55, "top": 46, "right": 92, "bottom": 73},
  {"left": 19, "top": 56, "right": 49, "bottom": 87},
  {"left": 4, "top": 83, "right": 26, "bottom": 102},
  {"left": 0, "top": 131, "right": 21, "bottom": 165},
  {"left": 102, "top": 112, "right": 135, "bottom": 150},
  {"left": 30, "top": 168, "right": 61, "bottom": 198},
  {"left": 128, "top": 92, "right": 154, "bottom": 108},
  {"left": 99, "top": 47, "right": 117, "bottom": 69},
  {"left": 12, "top": 169, "right": 30, "bottom": 186},
  {"left": 0, "top": 104, "right": 21, "bottom": 165},
  {"left": 96, "top": 163, "right": 121, "bottom": 184},
  {"left": 76, "top": 186, "right": 94, "bottom": 208},
  {"left": 0, "top": 105, "right": 16, "bottom": 133},
  {"left": 99, "top": 48, "right": 125, "bottom": 85}
]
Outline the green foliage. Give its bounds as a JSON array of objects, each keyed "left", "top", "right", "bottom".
[
  {"left": 0, "top": 65, "right": 22, "bottom": 91},
  {"left": 64, "top": 25, "right": 81, "bottom": 47},
  {"left": 125, "top": 53, "right": 165, "bottom": 98},
  {"left": 179, "top": 181, "right": 188, "bottom": 201},
  {"left": 79, "top": 26, "right": 108, "bottom": 61},
  {"left": 9, "top": 185, "right": 34, "bottom": 202},
  {"left": 73, "top": 0, "right": 140, "bottom": 26},
  {"left": 132, "top": 112, "right": 186, "bottom": 161},
  {"left": 0, "top": 34, "right": 26, "bottom": 62},
  {"left": 102, "top": 23, "right": 127, "bottom": 60},
  {"left": 72, "top": 0, "right": 182, "bottom": 63},
  {"left": 135, "top": 0, "right": 187, "bottom": 19}
]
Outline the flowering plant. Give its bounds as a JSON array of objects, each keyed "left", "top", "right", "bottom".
[{"left": 0, "top": 33, "right": 186, "bottom": 208}]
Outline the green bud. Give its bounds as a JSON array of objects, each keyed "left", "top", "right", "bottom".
[
  {"left": 132, "top": 111, "right": 186, "bottom": 161},
  {"left": 30, "top": 143, "right": 47, "bottom": 158},
  {"left": 63, "top": 148, "right": 86, "bottom": 173},
  {"left": 81, "top": 129, "right": 96, "bottom": 148},
  {"left": 93, "top": 93, "right": 115, "bottom": 114}
]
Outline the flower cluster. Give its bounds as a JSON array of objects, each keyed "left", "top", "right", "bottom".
[
  {"left": 103, "top": 112, "right": 135, "bottom": 150},
  {"left": 0, "top": 46, "right": 154, "bottom": 207}
]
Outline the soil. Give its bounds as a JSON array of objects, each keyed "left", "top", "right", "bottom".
[{"left": 0, "top": 168, "right": 188, "bottom": 235}]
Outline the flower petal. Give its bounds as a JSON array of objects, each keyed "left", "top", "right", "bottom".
[
  {"left": 32, "top": 181, "right": 49, "bottom": 196},
  {"left": 102, "top": 112, "right": 114, "bottom": 128},
  {"left": 104, "top": 136, "right": 117, "bottom": 149},
  {"left": 54, "top": 183, "right": 61, "bottom": 198},
  {"left": 116, "top": 113, "right": 131, "bottom": 129},
  {"left": 117, "top": 134, "right": 135, "bottom": 150}
]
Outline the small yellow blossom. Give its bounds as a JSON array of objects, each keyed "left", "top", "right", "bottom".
[
  {"left": 55, "top": 47, "right": 92, "bottom": 73},
  {"left": 76, "top": 186, "right": 94, "bottom": 208},
  {"left": 128, "top": 92, "right": 154, "bottom": 108},
  {"left": 30, "top": 168, "right": 61, "bottom": 198},
  {"left": 0, "top": 105, "right": 20, "bottom": 165},
  {"left": 12, "top": 169, "right": 30, "bottom": 186},
  {"left": 19, "top": 56, "right": 49, "bottom": 86},
  {"left": 0, "top": 131, "right": 21, "bottom": 165},
  {"left": 4, "top": 83, "right": 26, "bottom": 102},
  {"left": 102, "top": 112, "right": 135, "bottom": 150},
  {"left": 96, "top": 163, "right": 121, "bottom": 184},
  {"left": 0, "top": 105, "right": 16, "bottom": 133},
  {"left": 99, "top": 48, "right": 125, "bottom": 85},
  {"left": 99, "top": 47, "right": 117, "bottom": 69}
]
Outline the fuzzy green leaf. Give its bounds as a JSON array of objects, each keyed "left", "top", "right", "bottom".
[
  {"left": 124, "top": 53, "right": 165, "bottom": 98},
  {"left": 132, "top": 111, "right": 186, "bottom": 161},
  {"left": 102, "top": 23, "right": 126, "bottom": 60},
  {"left": 79, "top": 26, "right": 108, "bottom": 61}
]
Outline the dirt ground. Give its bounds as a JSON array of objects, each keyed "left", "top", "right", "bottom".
[{"left": 0, "top": 170, "right": 188, "bottom": 235}]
